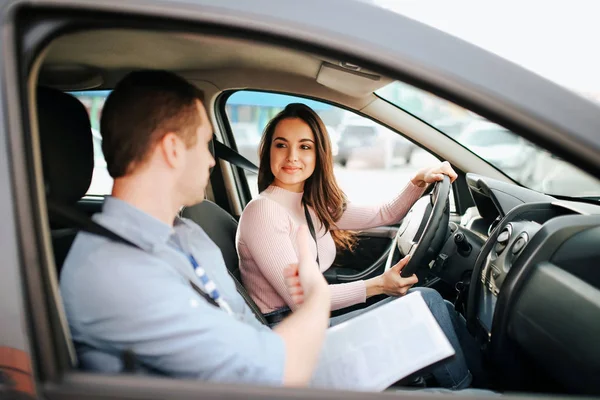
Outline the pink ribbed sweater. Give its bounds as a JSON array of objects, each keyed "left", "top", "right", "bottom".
[{"left": 236, "top": 182, "right": 426, "bottom": 313}]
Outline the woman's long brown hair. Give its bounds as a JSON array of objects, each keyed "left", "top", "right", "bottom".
[{"left": 257, "top": 103, "right": 356, "bottom": 251}]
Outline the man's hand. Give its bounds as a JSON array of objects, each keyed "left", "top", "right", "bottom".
[
  {"left": 411, "top": 160, "right": 458, "bottom": 188},
  {"left": 283, "top": 225, "right": 329, "bottom": 307},
  {"left": 367, "top": 255, "right": 418, "bottom": 298},
  {"left": 276, "top": 225, "right": 330, "bottom": 387}
]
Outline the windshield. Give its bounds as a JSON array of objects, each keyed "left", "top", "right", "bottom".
[
  {"left": 376, "top": 81, "right": 600, "bottom": 198},
  {"left": 460, "top": 127, "right": 520, "bottom": 147}
]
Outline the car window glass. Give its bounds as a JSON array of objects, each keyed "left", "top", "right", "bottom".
[
  {"left": 462, "top": 128, "right": 520, "bottom": 147},
  {"left": 70, "top": 91, "right": 113, "bottom": 196},
  {"left": 225, "top": 91, "right": 455, "bottom": 212},
  {"left": 377, "top": 81, "right": 600, "bottom": 198}
]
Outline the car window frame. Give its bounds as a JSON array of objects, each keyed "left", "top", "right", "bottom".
[{"left": 216, "top": 89, "right": 464, "bottom": 215}]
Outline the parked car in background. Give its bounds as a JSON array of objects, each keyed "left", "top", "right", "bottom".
[
  {"left": 525, "top": 152, "right": 600, "bottom": 197},
  {"left": 334, "top": 119, "right": 416, "bottom": 169}
]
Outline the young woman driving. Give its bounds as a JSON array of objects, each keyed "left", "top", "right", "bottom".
[{"left": 236, "top": 103, "right": 477, "bottom": 389}]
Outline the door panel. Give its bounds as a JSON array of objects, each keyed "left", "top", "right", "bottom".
[{"left": 326, "top": 227, "right": 397, "bottom": 283}]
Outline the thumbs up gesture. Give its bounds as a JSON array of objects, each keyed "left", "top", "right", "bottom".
[{"left": 283, "top": 225, "right": 329, "bottom": 307}]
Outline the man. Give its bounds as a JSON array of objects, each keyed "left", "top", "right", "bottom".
[{"left": 60, "top": 70, "right": 332, "bottom": 386}]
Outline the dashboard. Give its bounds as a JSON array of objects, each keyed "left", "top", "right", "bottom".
[{"left": 461, "top": 173, "right": 600, "bottom": 394}]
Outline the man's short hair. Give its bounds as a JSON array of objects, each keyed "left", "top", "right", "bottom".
[{"left": 100, "top": 70, "right": 205, "bottom": 178}]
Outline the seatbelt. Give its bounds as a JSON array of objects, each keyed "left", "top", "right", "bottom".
[
  {"left": 48, "top": 201, "right": 220, "bottom": 308},
  {"left": 303, "top": 203, "right": 320, "bottom": 267},
  {"left": 49, "top": 141, "right": 266, "bottom": 374},
  {"left": 51, "top": 140, "right": 263, "bottom": 320},
  {"left": 213, "top": 138, "right": 259, "bottom": 174},
  {"left": 230, "top": 278, "right": 267, "bottom": 323},
  {"left": 48, "top": 200, "right": 268, "bottom": 325}
]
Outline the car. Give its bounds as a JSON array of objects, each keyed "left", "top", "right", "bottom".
[
  {"left": 334, "top": 119, "right": 416, "bottom": 168},
  {"left": 455, "top": 120, "right": 537, "bottom": 182},
  {"left": 1, "top": 1, "right": 600, "bottom": 400},
  {"left": 531, "top": 152, "right": 600, "bottom": 197}
]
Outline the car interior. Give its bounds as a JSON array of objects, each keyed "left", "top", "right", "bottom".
[{"left": 27, "top": 21, "right": 600, "bottom": 398}]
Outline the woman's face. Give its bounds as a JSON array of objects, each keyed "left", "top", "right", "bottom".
[{"left": 269, "top": 117, "right": 317, "bottom": 192}]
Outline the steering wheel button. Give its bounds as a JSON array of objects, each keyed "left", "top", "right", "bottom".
[{"left": 512, "top": 237, "right": 526, "bottom": 254}]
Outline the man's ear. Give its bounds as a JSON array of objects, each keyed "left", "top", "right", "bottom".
[
  {"left": 209, "top": 134, "right": 215, "bottom": 175},
  {"left": 159, "top": 132, "right": 184, "bottom": 169}
]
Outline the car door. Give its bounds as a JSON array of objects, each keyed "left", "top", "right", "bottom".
[{"left": 2, "top": 1, "right": 599, "bottom": 400}]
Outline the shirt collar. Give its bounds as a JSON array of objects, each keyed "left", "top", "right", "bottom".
[{"left": 96, "top": 196, "right": 176, "bottom": 252}]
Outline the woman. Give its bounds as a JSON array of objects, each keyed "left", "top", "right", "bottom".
[{"left": 236, "top": 103, "right": 477, "bottom": 389}]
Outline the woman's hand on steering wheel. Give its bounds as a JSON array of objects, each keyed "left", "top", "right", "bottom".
[
  {"left": 411, "top": 161, "right": 458, "bottom": 188},
  {"left": 366, "top": 255, "right": 418, "bottom": 298}
]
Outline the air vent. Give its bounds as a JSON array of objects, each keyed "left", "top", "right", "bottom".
[
  {"left": 494, "top": 225, "right": 512, "bottom": 255},
  {"left": 511, "top": 233, "right": 528, "bottom": 255}
]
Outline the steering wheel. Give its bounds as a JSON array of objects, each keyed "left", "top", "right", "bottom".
[{"left": 385, "top": 175, "right": 451, "bottom": 278}]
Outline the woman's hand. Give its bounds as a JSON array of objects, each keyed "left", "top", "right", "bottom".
[
  {"left": 365, "top": 255, "right": 418, "bottom": 298},
  {"left": 411, "top": 161, "right": 458, "bottom": 188}
]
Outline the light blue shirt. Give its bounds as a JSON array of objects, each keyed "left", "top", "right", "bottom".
[{"left": 60, "top": 197, "right": 285, "bottom": 385}]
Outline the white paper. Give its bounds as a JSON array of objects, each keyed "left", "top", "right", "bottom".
[{"left": 310, "top": 291, "right": 455, "bottom": 391}]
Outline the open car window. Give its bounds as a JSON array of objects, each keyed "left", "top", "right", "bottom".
[
  {"left": 224, "top": 90, "right": 456, "bottom": 211},
  {"left": 376, "top": 81, "right": 600, "bottom": 199}
]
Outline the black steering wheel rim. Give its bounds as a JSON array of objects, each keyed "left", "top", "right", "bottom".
[{"left": 399, "top": 175, "right": 451, "bottom": 277}]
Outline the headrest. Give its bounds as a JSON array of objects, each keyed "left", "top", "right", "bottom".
[{"left": 37, "top": 87, "right": 94, "bottom": 205}]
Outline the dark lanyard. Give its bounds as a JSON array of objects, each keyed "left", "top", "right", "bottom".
[{"left": 303, "top": 203, "right": 320, "bottom": 267}]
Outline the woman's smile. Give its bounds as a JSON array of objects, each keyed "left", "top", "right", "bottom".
[{"left": 282, "top": 165, "right": 301, "bottom": 173}]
